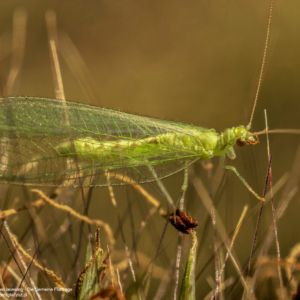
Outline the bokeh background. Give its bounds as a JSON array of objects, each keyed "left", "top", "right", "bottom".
[{"left": 1, "top": 0, "right": 300, "bottom": 299}]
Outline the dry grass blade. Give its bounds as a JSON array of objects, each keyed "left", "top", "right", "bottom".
[
  {"left": 5, "top": 230, "right": 73, "bottom": 297},
  {"left": 189, "top": 168, "right": 247, "bottom": 290},
  {"left": 264, "top": 110, "right": 284, "bottom": 296},
  {"left": 31, "top": 189, "right": 115, "bottom": 247},
  {"left": 4, "top": 8, "right": 27, "bottom": 96},
  {"left": 75, "top": 246, "right": 103, "bottom": 299},
  {"left": 213, "top": 205, "right": 248, "bottom": 299},
  {"left": 107, "top": 172, "right": 136, "bottom": 282},
  {"left": 0, "top": 200, "right": 45, "bottom": 218},
  {"left": 246, "top": 155, "right": 272, "bottom": 283}
]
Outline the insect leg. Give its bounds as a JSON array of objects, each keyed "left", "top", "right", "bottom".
[{"left": 220, "top": 154, "right": 264, "bottom": 201}]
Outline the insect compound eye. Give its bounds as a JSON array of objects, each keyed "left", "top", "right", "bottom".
[{"left": 236, "top": 138, "right": 247, "bottom": 147}]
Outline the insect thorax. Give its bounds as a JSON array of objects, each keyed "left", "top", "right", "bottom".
[{"left": 213, "top": 128, "right": 237, "bottom": 157}]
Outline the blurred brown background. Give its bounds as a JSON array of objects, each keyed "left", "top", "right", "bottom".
[
  {"left": 1, "top": 0, "right": 300, "bottom": 128},
  {"left": 1, "top": 0, "right": 300, "bottom": 298}
]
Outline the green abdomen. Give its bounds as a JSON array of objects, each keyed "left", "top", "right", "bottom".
[{"left": 55, "top": 130, "right": 218, "bottom": 165}]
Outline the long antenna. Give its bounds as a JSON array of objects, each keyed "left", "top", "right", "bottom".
[{"left": 247, "top": 0, "right": 274, "bottom": 129}]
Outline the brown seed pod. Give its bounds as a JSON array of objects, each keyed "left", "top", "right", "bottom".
[{"left": 169, "top": 209, "right": 198, "bottom": 234}]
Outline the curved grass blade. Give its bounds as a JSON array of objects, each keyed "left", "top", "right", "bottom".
[
  {"left": 76, "top": 241, "right": 103, "bottom": 299},
  {"left": 179, "top": 230, "right": 198, "bottom": 300}
]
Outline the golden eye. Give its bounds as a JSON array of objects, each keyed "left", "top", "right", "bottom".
[{"left": 236, "top": 138, "right": 247, "bottom": 147}]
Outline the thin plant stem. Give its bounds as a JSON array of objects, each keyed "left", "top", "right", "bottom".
[
  {"left": 247, "top": 155, "right": 272, "bottom": 278},
  {"left": 1, "top": 217, "right": 42, "bottom": 300},
  {"left": 212, "top": 206, "right": 248, "bottom": 299},
  {"left": 107, "top": 173, "right": 136, "bottom": 282},
  {"left": 3, "top": 8, "right": 27, "bottom": 97},
  {"left": 174, "top": 168, "right": 188, "bottom": 300},
  {"left": 264, "top": 109, "right": 284, "bottom": 295},
  {"left": 204, "top": 160, "right": 219, "bottom": 300},
  {"left": 46, "top": 10, "right": 89, "bottom": 223}
]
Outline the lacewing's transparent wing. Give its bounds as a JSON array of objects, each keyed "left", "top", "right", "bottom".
[{"left": 0, "top": 97, "right": 213, "bottom": 187}]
